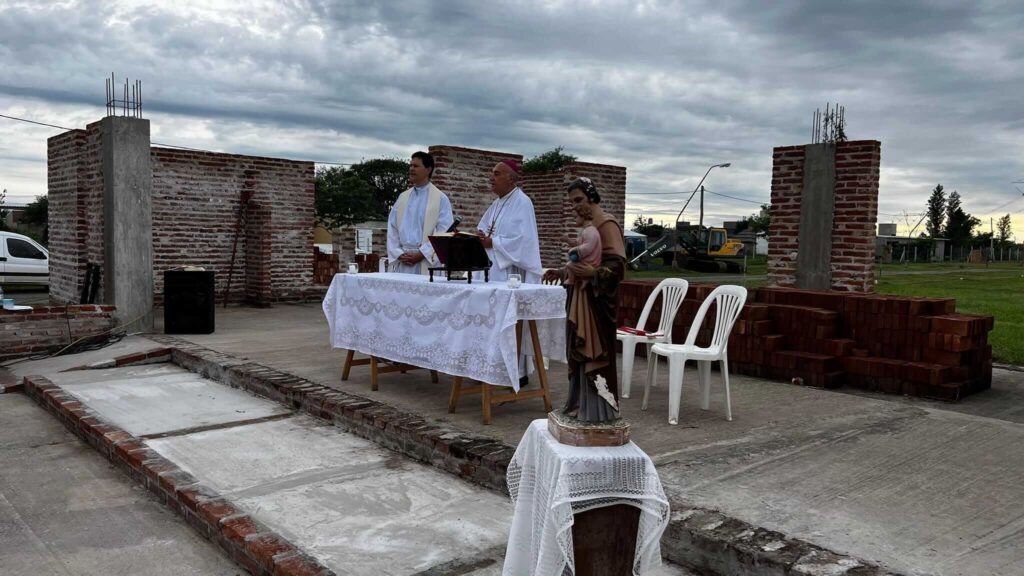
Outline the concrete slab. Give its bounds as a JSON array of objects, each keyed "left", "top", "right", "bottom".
[
  {"left": 149, "top": 414, "right": 512, "bottom": 576},
  {"left": 50, "top": 364, "right": 290, "bottom": 437},
  {"left": 147, "top": 416, "right": 387, "bottom": 495},
  {"left": 0, "top": 393, "right": 239, "bottom": 576},
  {"left": 160, "top": 303, "right": 1024, "bottom": 576}
]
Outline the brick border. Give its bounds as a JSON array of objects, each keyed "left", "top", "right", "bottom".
[
  {"left": 145, "top": 335, "right": 901, "bottom": 576},
  {"left": 20, "top": 374, "right": 333, "bottom": 576}
]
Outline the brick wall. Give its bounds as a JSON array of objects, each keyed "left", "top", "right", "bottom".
[
  {"left": 767, "top": 140, "right": 881, "bottom": 292},
  {"left": 430, "top": 146, "right": 521, "bottom": 239},
  {"left": 47, "top": 129, "right": 88, "bottom": 303},
  {"left": 48, "top": 123, "right": 315, "bottom": 306},
  {"left": 0, "top": 305, "right": 117, "bottom": 360},
  {"left": 430, "top": 146, "right": 626, "bottom": 269}
]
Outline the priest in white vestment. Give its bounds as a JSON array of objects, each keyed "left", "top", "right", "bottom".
[
  {"left": 475, "top": 159, "right": 544, "bottom": 284},
  {"left": 387, "top": 151, "right": 454, "bottom": 275},
  {"left": 477, "top": 159, "right": 544, "bottom": 386}
]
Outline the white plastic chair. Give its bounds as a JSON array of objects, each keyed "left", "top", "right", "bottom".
[
  {"left": 643, "top": 285, "right": 747, "bottom": 424},
  {"left": 616, "top": 278, "right": 688, "bottom": 399}
]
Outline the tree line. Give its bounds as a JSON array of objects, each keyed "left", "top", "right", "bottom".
[{"left": 925, "top": 183, "right": 1013, "bottom": 246}]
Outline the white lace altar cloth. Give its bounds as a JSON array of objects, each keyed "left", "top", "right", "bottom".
[
  {"left": 504, "top": 420, "right": 670, "bottom": 576},
  {"left": 322, "top": 273, "right": 566, "bottom": 390}
]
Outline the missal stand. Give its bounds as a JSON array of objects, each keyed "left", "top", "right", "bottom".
[{"left": 427, "top": 232, "right": 491, "bottom": 283}]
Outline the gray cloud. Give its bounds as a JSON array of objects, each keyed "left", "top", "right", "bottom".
[{"left": 1, "top": 0, "right": 1022, "bottom": 235}]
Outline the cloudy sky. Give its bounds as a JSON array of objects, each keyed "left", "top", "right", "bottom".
[{"left": 2, "top": 0, "right": 1023, "bottom": 237}]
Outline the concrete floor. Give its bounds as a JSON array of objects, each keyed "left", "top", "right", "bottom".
[
  {"left": 0, "top": 393, "right": 240, "bottom": 576},
  {"left": 159, "top": 303, "right": 1024, "bottom": 576},
  {"left": 3, "top": 350, "right": 692, "bottom": 575}
]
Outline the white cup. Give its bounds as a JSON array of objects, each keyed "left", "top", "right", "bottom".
[
  {"left": 348, "top": 263, "right": 359, "bottom": 274},
  {"left": 507, "top": 274, "right": 521, "bottom": 289}
]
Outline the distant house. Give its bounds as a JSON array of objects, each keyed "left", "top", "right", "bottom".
[
  {"left": 1, "top": 199, "right": 30, "bottom": 228},
  {"left": 875, "top": 223, "right": 945, "bottom": 262}
]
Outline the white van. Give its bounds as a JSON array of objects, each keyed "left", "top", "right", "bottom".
[{"left": 0, "top": 231, "right": 49, "bottom": 286}]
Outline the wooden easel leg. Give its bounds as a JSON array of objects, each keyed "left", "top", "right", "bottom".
[
  {"left": 515, "top": 320, "right": 524, "bottom": 358},
  {"left": 530, "top": 320, "right": 553, "bottom": 412},
  {"left": 342, "top": 350, "right": 354, "bottom": 381},
  {"left": 430, "top": 370, "right": 439, "bottom": 383},
  {"left": 370, "top": 356, "right": 379, "bottom": 391},
  {"left": 448, "top": 376, "right": 463, "bottom": 413},
  {"left": 482, "top": 383, "right": 493, "bottom": 425}
]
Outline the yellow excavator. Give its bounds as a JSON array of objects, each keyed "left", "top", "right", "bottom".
[{"left": 628, "top": 184, "right": 747, "bottom": 272}]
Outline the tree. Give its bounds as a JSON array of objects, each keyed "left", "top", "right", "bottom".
[
  {"left": 996, "top": 213, "right": 1012, "bottom": 246},
  {"left": 314, "top": 166, "right": 376, "bottom": 229},
  {"left": 522, "top": 146, "right": 577, "bottom": 173},
  {"left": 925, "top": 184, "right": 946, "bottom": 238},
  {"left": 943, "top": 190, "right": 979, "bottom": 244},
  {"left": 0, "top": 189, "right": 8, "bottom": 232},
  {"left": 631, "top": 214, "right": 665, "bottom": 238},
  {"left": 314, "top": 158, "right": 409, "bottom": 229},
  {"left": 21, "top": 195, "right": 48, "bottom": 244},
  {"left": 348, "top": 158, "right": 409, "bottom": 218},
  {"left": 743, "top": 203, "right": 771, "bottom": 236}
]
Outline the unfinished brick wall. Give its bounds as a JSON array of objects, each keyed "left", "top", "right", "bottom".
[
  {"left": 430, "top": 146, "right": 627, "bottom": 269},
  {"left": 47, "top": 122, "right": 315, "bottom": 306},
  {"left": 0, "top": 305, "right": 116, "bottom": 361},
  {"left": 47, "top": 129, "right": 89, "bottom": 303},
  {"left": 767, "top": 140, "right": 881, "bottom": 292}
]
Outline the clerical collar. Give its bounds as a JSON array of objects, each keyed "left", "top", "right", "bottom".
[{"left": 413, "top": 183, "right": 430, "bottom": 194}]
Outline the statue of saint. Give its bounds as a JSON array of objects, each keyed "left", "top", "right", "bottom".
[{"left": 544, "top": 178, "right": 626, "bottom": 423}]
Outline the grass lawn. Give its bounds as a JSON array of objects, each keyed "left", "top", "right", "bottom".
[{"left": 625, "top": 261, "right": 1024, "bottom": 366}]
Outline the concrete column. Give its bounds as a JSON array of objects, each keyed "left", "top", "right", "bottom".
[
  {"left": 795, "top": 143, "right": 836, "bottom": 290},
  {"left": 101, "top": 116, "right": 154, "bottom": 331}
]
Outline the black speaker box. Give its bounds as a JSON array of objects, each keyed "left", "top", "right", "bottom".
[{"left": 164, "top": 270, "right": 216, "bottom": 334}]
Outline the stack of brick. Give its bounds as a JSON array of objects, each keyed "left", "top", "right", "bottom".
[
  {"left": 617, "top": 282, "right": 993, "bottom": 401},
  {"left": 313, "top": 246, "right": 338, "bottom": 285}
]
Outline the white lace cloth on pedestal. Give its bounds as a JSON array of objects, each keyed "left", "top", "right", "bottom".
[
  {"left": 322, "top": 273, "right": 566, "bottom": 390},
  {"left": 504, "top": 420, "right": 670, "bottom": 576}
]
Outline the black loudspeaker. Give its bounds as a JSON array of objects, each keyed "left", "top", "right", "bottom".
[{"left": 164, "top": 270, "right": 216, "bottom": 334}]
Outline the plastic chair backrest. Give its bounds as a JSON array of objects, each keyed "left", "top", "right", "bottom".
[
  {"left": 635, "top": 278, "right": 689, "bottom": 340},
  {"left": 683, "top": 285, "right": 748, "bottom": 353}
]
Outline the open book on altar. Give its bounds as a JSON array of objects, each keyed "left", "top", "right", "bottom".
[{"left": 428, "top": 232, "right": 491, "bottom": 270}]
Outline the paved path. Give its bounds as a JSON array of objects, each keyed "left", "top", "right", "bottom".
[{"left": 0, "top": 393, "right": 240, "bottom": 576}]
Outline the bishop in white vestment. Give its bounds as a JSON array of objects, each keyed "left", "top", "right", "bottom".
[
  {"left": 387, "top": 151, "right": 454, "bottom": 275},
  {"left": 475, "top": 159, "right": 543, "bottom": 284}
]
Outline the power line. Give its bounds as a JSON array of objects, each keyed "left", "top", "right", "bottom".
[
  {"left": 0, "top": 112, "right": 353, "bottom": 165},
  {"left": 629, "top": 186, "right": 767, "bottom": 205},
  {"left": 704, "top": 189, "right": 766, "bottom": 205},
  {"left": 0, "top": 113, "right": 73, "bottom": 131}
]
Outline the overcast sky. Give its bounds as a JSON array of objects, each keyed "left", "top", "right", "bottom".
[{"left": 2, "top": 0, "right": 1022, "bottom": 237}]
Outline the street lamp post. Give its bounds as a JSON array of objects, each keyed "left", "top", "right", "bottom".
[{"left": 675, "top": 163, "right": 731, "bottom": 225}]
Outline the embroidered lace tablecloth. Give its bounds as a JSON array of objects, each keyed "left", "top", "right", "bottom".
[
  {"left": 504, "top": 420, "right": 670, "bottom": 576},
  {"left": 322, "top": 273, "right": 566, "bottom": 390}
]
